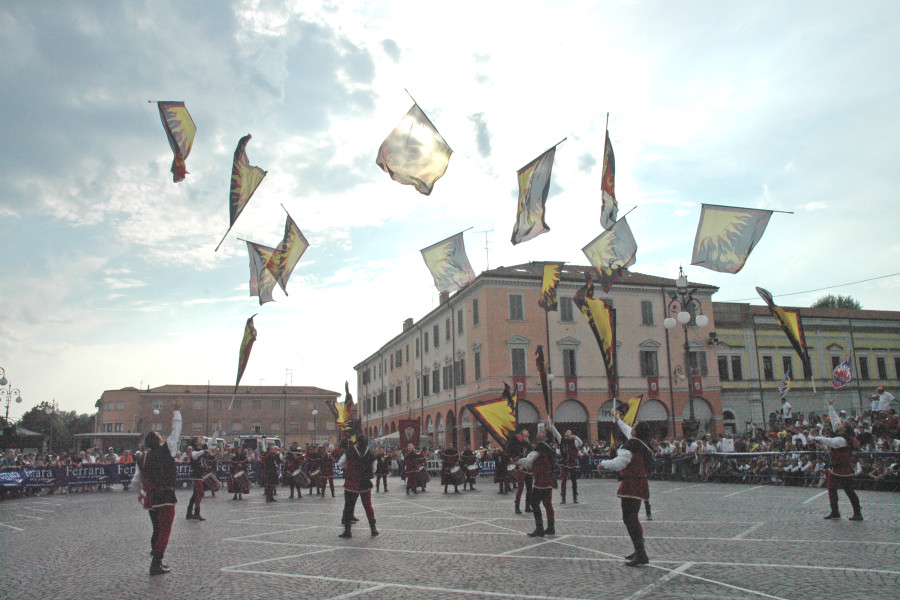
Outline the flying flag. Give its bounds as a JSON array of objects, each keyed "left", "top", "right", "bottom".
[
  {"left": 582, "top": 218, "right": 637, "bottom": 292},
  {"left": 691, "top": 204, "right": 773, "bottom": 274},
  {"left": 600, "top": 130, "right": 617, "bottom": 230},
  {"left": 327, "top": 381, "right": 359, "bottom": 438},
  {"left": 376, "top": 103, "right": 452, "bottom": 196},
  {"left": 535, "top": 345, "right": 551, "bottom": 417},
  {"left": 619, "top": 395, "right": 644, "bottom": 426},
  {"left": 156, "top": 101, "right": 196, "bottom": 183},
  {"left": 757, "top": 287, "right": 812, "bottom": 379},
  {"left": 574, "top": 275, "right": 617, "bottom": 394},
  {"left": 247, "top": 241, "right": 278, "bottom": 305},
  {"left": 421, "top": 231, "right": 476, "bottom": 293},
  {"left": 399, "top": 418, "right": 420, "bottom": 448},
  {"left": 778, "top": 372, "right": 791, "bottom": 399},
  {"left": 266, "top": 212, "right": 309, "bottom": 294},
  {"left": 538, "top": 262, "right": 562, "bottom": 311},
  {"left": 216, "top": 134, "right": 267, "bottom": 251},
  {"left": 230, "top": 314, "right": 258, "bottom": 409},
  {"left": 511, "top": 144, "right": 562, "bottom": 245},
  {"left": 831, "top": 354, "right": 852, "bottom": 390},
  {"left": 469, "top": 382, "right": 518, "bottom": 447}
]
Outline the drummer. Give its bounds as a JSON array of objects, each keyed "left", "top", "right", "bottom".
[
  {"left": 319, "top": 443, "right": 337, "bottom": 498},
  {"left": 441, "top": 446, "right": 461, "bottom": 494},
  {"left": 492, "top": 445, "right": 512, "bottom": 495},
  {"left": 284, "top": 442, "right": 304, "bottom": 499},
  {"left": 228, "top": 445, "right": 251, "bottom": 501},
  {"left": 460, "top": 444, "right": 478, "bottom": 491},
  {"left": 186, "top": 437, "right": 214, "bottom": 522},
  {"left": 508, "top": 429, "right": 533, "bottom": 515},
  {"left": 402, "top": 443, "right": 422, "bottom": 495}
]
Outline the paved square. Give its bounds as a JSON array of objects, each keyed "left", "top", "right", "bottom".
[{"left": 1, "top": 478, "right": 897, "bottom": 599}]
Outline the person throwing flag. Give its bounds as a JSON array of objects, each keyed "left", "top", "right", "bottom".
[
  {"left": 600, "top": 412, "right": 654, "bottom": 567},
  {"left": 809, "top": 399, "right": 863, "bottom": 521}
]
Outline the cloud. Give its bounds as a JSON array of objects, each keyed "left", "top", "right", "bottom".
[
  {"left": 381, "top": 39, "right": 400, "bottom": 62},
  {"left": 468, "top": 112, "right": 492, "bottom": 158}
]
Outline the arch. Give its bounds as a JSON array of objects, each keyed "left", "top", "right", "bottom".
[
  {"left": 390, "top": 421, "right": 397, "bottom": 434},
  {"left": 426, "top": 415, "right": 434, "bottom": 432},
  {"left": 517, "top": 400, "right": 539, "bottom": 424},
  {"left": 434, "top": 413, "right": 443, "bottom": 432},
  {"left": 555, "top": 399, "right": 588, "bottom": 423},
  {"left": 597, "top": 399, "right": 668, "bottom": 422},
  {"left": 681, "top": 397, "right": 712, "bottom": 422},
  {"left": 460, "top": 408, "right": 474, "bottom": 428},
  {"left": 723, "top": 410, "right": 735, "bottom": 422},
  {"left": 446, "top": 410, "right": 456, "bottom": 431}
]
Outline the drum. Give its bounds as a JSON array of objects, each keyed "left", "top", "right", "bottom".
[
  {"left": 507, "top": 463, "right": 518, "bottom": 483},
  {"left": 466, "top": 464, "right": 479, "bottom": 479},
  {"left": 203, "top": 471, "right": 221, "bottom": 492},
  {"left": 290, "top": 468, "right": 309, "bottom": 488},
  {"left": 308, "top": 469, "right": 322, "bottom": 488},
  {"left": 233, "top": 470, "right": 251, "bottom": 494},
  {"left": 449, "top": 465, "right": 465, "bottom": 485}
]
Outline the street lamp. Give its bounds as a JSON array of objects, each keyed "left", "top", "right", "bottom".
[
  {"left": 44, "top": 399, "right": 59, "bottom": 453},
  {"left": 311, "top": 409, "right": 318, "bottom": 445},
  {"left": 663, "top": 267, "right": 709, "bottom": 438},
  {"left": 0, "top": 367, "right": 23, "bottom": 424}
]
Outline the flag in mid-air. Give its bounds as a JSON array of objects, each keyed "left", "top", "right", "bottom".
[
  {"left": 327, "top": 382, "right": 359, "bottom": 438},
  {"left": 230, "top": 315, "right": 258, "bottom": 408},
  {"left": 246, "top": 242, "right": 278, "bottom": 305},
  {"left": 691, "top": 204, "right": 773, "bottom": 274},
  {"left": 778, "top": 372, "right": 791, "bottom": 399},
  {"left": 156, "top": 101, "right": 196, "bottom": 183},
  {"left": 538, "top": 263, "right": 563, "bottom": 311},
  {"left": 600, "top": 130, "right": 617, "bottom": 230},
  {"left": 376, "top": 104, "right": 452, "bottom": 196},
  {"left": 757, "top": 287, "right": 811, "bottom": 379},
  {"left": 469, "top": 382, "right": 519, "bottom": 447},
  {"left": 831, "top": 354, "right": 852, "bottom": 390},
  {"left": 620, "top": 395, "right": 644, "bottom": 426},
  {"left": 266, "top": 213, "right": 309, "bottom": 295},
  {"left": 511, "top": 147, "right": 558, "bottom": 245},
  {"left": 217, "top": 134, "right": 267, "bottom": 251},
  {"left": 574, "top": 275, "right": 617, "bottom": 394},
  {"left": 582, "top": 218, "right": 637, "bottom": 292},
  {"left": 421, "top": 231, "right": 476, "bottom": 293}
]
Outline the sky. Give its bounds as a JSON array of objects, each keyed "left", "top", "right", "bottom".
[{"left": 2, "top": 0, "right": 899, "bottom": 421}]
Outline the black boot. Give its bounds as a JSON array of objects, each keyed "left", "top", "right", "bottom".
[
  {"left": 545, "top": 517, "right": 555, "bottom": 535},
  {"left": 406, "top": 487, "right": 410, "bottom": 495},
  {"left": 149, "top": 551, "right": 170, "bottom": 576},
  {"left": 849, "top": 511, "right": 863, "bottom": 521},
  {"left": 625, "top": 548, "right": 649, "bottom": 567},
  {"left": 454, "top": 485, "right": 459, "bottom": 494},
  {"left": 528, "top": 514, "right": 544, "bottom": 537},
  {"left": 369, "top": 519, "right": 379, "bottom": 537},
  {"left": 561, "top": 493, "right": 566, "bottom": 504},
  {"left": 444, "top": 485, "right": 448, "bottom": 494},
  {"left": 515, "top": 501, "right": 522, "bottom": 515},
  {"left": 338, "top": 523, "right": 352, "bottom": 538},
  {"left": 573, "top": 492, "right": 578, "bottom": 504},
  {"left": 331, "top": 488, "right": 335, "bottom": 498},
  {"left": 824, "top": 511, "right": 841, "bottom": 519},
  {"left": 193, "top": 507, "right": 205, "bottom": 521},
  {"left": 645, "top": 502, "right": 652, "bottom": 520}
]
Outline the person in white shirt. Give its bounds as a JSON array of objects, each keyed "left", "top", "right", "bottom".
[
  {"left": 781, "top": 398, "right": 792, "bottom": 421},
  {"left": 876, "top": 387, "right": 895, "bottom": 412}
]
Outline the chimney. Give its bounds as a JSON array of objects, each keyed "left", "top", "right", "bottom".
[
  {"left": 439, "top": 291, "right": 450, "bottom": 305},
  {"left": 402, "top": 318, "right": 414, "bottom": 332}
]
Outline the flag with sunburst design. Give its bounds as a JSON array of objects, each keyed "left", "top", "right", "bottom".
[
  {"left": 156, "top": 101, "right": 196, "bottom": 183},
  {"left": 421, "top": 231, "right": 476, "bottom": 293},
  {"left": 574, "top": 275, "right": 617, "bottom": 394},
  {"left": 757, "top": 287, "right": 811, "bottom": 379},
  {"left": 691, "top": 204, "right": 772, "bottom": 274},
  {"left": 538, "top": 262, "right": 563, "bottom": 311},
  {"left": 470, "top": 383, "right": 519, "bottom": 446},
  {"left": 582, "top": 218, "right": 637, "bottom": 292}
]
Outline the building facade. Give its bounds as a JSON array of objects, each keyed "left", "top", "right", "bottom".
[
  {"left": 92, "top": 384, "right": 340, "bottom": 450},
  {"left": 355, "top": 263, "right": 724, "bottom": 449},
  {"left": 713, "top": 302, "right": 900, "bottom": 432}
]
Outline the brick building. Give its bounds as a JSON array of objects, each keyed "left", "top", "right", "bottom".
[{"left": 355, "top": 263, "right": 723, "bottom": 449}]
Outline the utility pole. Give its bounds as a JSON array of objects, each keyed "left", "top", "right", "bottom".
[{"left": 476, "top": 228, "right": 493, "bottom": 270}]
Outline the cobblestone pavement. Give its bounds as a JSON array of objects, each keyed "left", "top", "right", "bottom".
[{"left": 0, "top": 478, "right": 898, "bottom": 600}]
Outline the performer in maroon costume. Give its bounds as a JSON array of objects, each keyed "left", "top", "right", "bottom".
[
  {"left": 132, "top": 402, "right": 181, "bottom": 575},
  {"left": 337, "top": 435, "right": 378, "bottom": 538},
  {"left": 810, "top": 400, "right": 863, "bottom": 521},
  {"left": 559, "top": 429, "right": 583, "bottom": 504},
  {"left": 517, "top": 421, "right": 561, "bottom": 537},
  {"left": 600, "top": 413, "right": 654, "bottom": 566}
]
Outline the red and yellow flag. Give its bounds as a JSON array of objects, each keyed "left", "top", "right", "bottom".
[
  {"left": 574, "top": 275, "right": 617, "bottom": 394},
  {"left": 230, "top": 314, "right": 258, "bottom": 408},
  {"left": 421, "top": 231, "right": 476, "bottom": 293},
  {"left": 247, "top": 242, "right": 278, "bottom": 305},
  {"left": 620, "top": 395, "right": 644, "bottom": 426},
  {"left": 538, "top": 262, "right": 562, "bottom": 311},
  {"left": 535, "top": 345, "right": 551, "bottom": 417},
  {"left": 266, "top": 212, "right": 309, "bottom": 295},
  {"left": 470, "top": 383, "right": 518, "bottom": 447},
  {"left": 582, "top": 218, "right": 637, "bottom": 292},
  {"left": 756, "top": 287, "right": 811, "bottom": 377},
  {"left": 600, "top": 131, "right": 617, "bottom": 230},
  {"left": 692, "top": 204, "right": 773, "bottom": 274},
  {"left": 511, "top": 147, "right": 558, "bottom": 245},
  {"left": 156, "top": 101, "right": 196, "bottom": 183}
]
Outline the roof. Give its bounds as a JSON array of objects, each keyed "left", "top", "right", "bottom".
[
  {"left": 143, "top": 384, "right": 341, "bottom": 397},
  {"left": 714, "top": 301, "right": 900, "bottom": 322},
  {"left": 483, "top": 263, "right": 719, "bottom": 291}
]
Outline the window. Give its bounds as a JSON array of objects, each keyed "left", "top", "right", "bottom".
[
  {"left": 271, "top": 423, "right": 280, "bottom": 432},
  {"left": 688, "top": 351, "right": 708, "bottom": 376},
  {"left": 640, "top": 350, "right": 658, "bottom": 377},
  {"left": 876, "top": 356, "right": 887, "bottom": 379},
  {"left": 718, "top": 356, "right": 730, "bottom": 381},
  {"left": 831, "top": 356, "right": 841, "bottom": 370},
  {"left": 457, "top": 309, "right": 464, "bottom": 334},
  {"left": 560, "top": 297, "right": 574, "bottom": 322},
  {"left": 415, "top": 338, "right": 420, "bottom": 358},
  {"left": 422, "top": 374, "right": 429, "bottom": 397},
  {"left": 389, "top": 388, "right": 394, "bottom": 407},
  {"left": 763, "top": 356, "right": 774, "bottom": 380},
  {"left": 859, "top": 356, "right": 870, "bottom": 380},
  {"left": 640, "top": 301, "right": 654, "bottom": 326},
  {"left": 424, "top": 332, "right": 429, "bottom": 352},
  {"left": 397, "top": 349, "right": 402, "bottom": 368},
  {"left": 416, "top": 377, "right": 421, "bottom": 399},
  {"left": 390, "top": 355, "right": 394, "bottom": 370},
  {"left": 432, "top": 369, "right": 440, "bottom": 393},
  {"left": 563, "top": 348, "right": 577, "bottom": 377},
  {"left": 731, "top": 356, "right": 743, "bottom": 381},
  {"left": 192, "top": 399, "right": 202, "bottom": 410},
  {"left": 446, "top": 318, "right": 451, "bottom": 341},
  {"left": 474, "top": 351, "right": 482, "bottom": 380},
  {"left": 115, "top": 422, "right": 123, "bottom": 432},
  {"left": 116, "top": 401, "right": 125, "bottom": 410},
  {"left": 473, "top": 299, "right": 480, "bottom": 326},
  {"left": 251, "top": 399, "right": 261, "bottom": 411},
  {"left": 308, "top": 401, "right": 316, "bottom": 410},
  {"left": 406, "top": 382, "right": 410, "bottom": 403},
  {"left": 231, "top": 422, "right": 241, "bottom": 433},
  {"left": 895, "top": 357, "right": 900, "bottom": 380},
  {"left": 270, "top": 399, "right": 280, "bottom": 410},
  {"left": 232, "top": 399, "right": 242, "bottom": 410},
  {"left": 433, "top": 325, "right": 440, "bottom": 348},
  {"left": 509, "top": 294, "right": 524, "bottom": 321},
  {"left": 782, "top": 356, "right": 793, "bottom": 377},
  {"left": 511, "top": 348, "right": 527, "bottom": 376},
  {"left": 406, "top": 345, "right": 409, "bottom": 363},
  {"left": 454, "top": 359, "right": 466, "bottom": 385},
  {"left": 443, "top": 365, "right": 452, "bottom": 390}
]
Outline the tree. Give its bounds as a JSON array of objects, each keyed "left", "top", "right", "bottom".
[{"left": 811, "top": 294, "right": 862, "bottom": 310}]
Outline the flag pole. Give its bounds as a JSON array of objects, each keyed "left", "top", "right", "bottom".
[
  {"left": 215, "top": 226, "right": 233, "bottom": 252},
  {"left": 404, "top": 88, "right": 418, "bottom": 105}
]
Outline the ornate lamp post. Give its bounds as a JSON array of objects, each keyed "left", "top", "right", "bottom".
[
  {"left": 311, "top": 409, "right": 318, "bottom": 445},
  {"left": 663, "top": 267, "right": 709, "bottom": 438},
  {"left": 44, "top": 399, "right": 59, "bottom": 453},
  {"left": 0, "top": 367, "right": 23, "bottom": 425}
]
